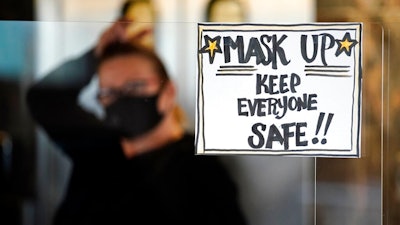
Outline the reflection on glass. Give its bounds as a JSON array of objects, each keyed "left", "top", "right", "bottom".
[{"left": 2, "top": 11, "right": 399, "bottom": 225}]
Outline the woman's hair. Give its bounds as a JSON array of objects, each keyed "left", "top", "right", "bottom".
[
  {"left": 98, "top": 41, "right": 169, "bottom": 82},
  {"left": 120, "top": 0, "right": 139, "bottom": 17}
]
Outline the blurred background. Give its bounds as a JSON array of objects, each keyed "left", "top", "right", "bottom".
[{"left": 0, "top": 0, "right": 399, "bottom": 225}]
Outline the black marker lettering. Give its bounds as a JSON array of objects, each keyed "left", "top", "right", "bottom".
[{"left": 248, "top": 123, "right": 266, "bottom": 148}]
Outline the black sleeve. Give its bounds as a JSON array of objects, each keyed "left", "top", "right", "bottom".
[{"left": 26, "top": 49, "right": 124, "bottom": 160}]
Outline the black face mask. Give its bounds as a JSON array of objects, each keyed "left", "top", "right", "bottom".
[{"left": 104, "top": 95, "right": 163, "bottom": 138}]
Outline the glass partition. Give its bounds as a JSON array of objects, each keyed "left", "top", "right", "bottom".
[
  {"left": 0, "top": 21, "right": 395, "bottom": 225},
  {"left": 314, "top": 22, "right": 383, "bottom": 225}
]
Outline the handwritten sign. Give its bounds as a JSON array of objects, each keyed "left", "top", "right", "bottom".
[{"left": 195, "top": 23, "right": 362, "bottom": 157}]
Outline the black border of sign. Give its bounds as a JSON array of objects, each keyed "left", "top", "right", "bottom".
[{"left": 195, "top": 23, "right": 363, "bottom": 158}]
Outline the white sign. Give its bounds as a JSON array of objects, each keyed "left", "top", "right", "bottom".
[{"left": 196, "top": 23, "right": 362, "bottom": 157}]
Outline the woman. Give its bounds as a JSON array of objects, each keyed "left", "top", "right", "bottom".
[{"left": 27, "top": 21, "right": 247, "bottom": 225}]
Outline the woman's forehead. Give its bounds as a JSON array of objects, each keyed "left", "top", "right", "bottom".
[{"left": 99, "top": 54, "right": 161, "bottom": 85}]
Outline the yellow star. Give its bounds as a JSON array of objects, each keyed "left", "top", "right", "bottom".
[
  {"left": 339, "top": 38, "right": 353, "bottom": 52},
  {"left": 335, "top": 32, "right": 358, "bottom": 57},
  {"left": 199, "top": 35, "right": 222, "bottom": 63},
  {"left": 206, "top": 40, "right": 219, "bottom": 57}
]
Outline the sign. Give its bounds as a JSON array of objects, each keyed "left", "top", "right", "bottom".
[{"left": 196, "top": 23, "right": 362, "bottom": 157}]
